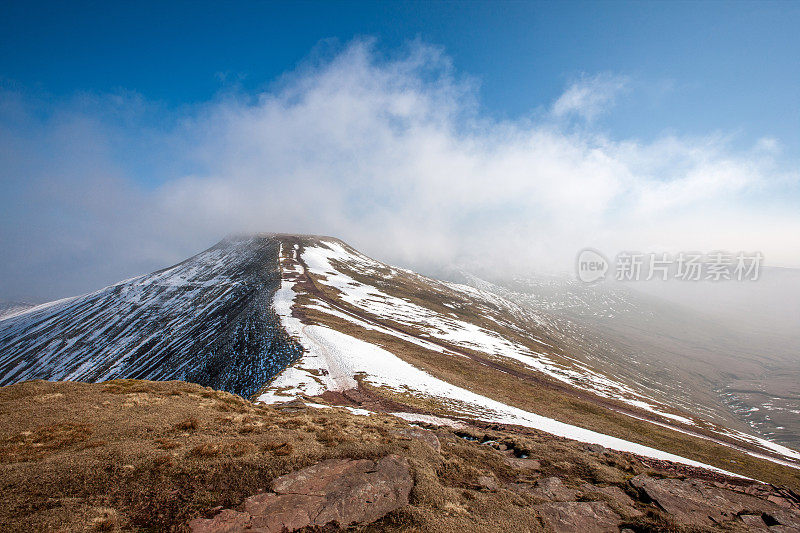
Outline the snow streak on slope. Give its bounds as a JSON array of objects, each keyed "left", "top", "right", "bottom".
[
  {"left": 257, "top": 243, "right": 355, "bottom": 402},
  {"left": 260, "top": 238, "right": 800, "bottom": 469},
  {"left": 302, "top": 241, "right": 545, "bottom": 356},
  {"left": 0, "top": 236, "right": 302, "bottom": 398},
  {"left": 258, "top": 244, "right": 745, "bottom": 476}
]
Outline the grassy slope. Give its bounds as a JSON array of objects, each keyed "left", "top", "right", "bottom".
[
  {"left": 1, "top": 379, "right": 787, "bottom": 532},
  {"left": 304, "top": 304, "right": 800, "bottom": 492},
  {"left": 288, "top": 238, "right": 800, "bottom": 490}
]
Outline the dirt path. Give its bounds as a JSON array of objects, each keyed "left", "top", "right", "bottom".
[{"left": 299, "top": 322, "right": 357, "bottom": 391}]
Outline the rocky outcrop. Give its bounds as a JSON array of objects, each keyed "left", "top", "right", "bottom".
[
  {"left": 391, "top": 426, "right": 441, "bottom": 452},
  {"left": 533, "top": 501, "right": 620, "bottom": 533},
  {"left": 580, "top": 483, "right": 642, "bottom": 517},
  {"left": 189, "top": 455, "right": 413, "bottom": 533},
  {"left": 532, "top": 477, "right": 578, "bottom": 501},
  {"left": 186, "top": 435, "right": 800, "bottom": 533},
  {"left": 189, "top": 510, "right": 251, "bottom": 533},
  {"left": 629, "top": 475, "right": 800, "bottom": 529}
]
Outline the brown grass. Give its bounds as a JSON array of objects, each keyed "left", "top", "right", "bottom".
[
  {"left": 188, "top": 442, "right": 222, "bottom": 458},
  {"left": 262, "top": 440, "right": 293, "bottom": 456},
  {"left": 174, "top": 417, "right": 199, "bottom": 431},
  {"left": 153, "top": 437, "right": 180, "bottom": 450},
  {"left": 296, "top": 298, "right": 800, "bottom": 491},
  {"left": 0, "top": 379, "right": 793, "bottom": 533}
]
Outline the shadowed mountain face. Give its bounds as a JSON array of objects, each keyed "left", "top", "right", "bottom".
[{"left": 0, "top": 236, "right": 302, "bottom": 398}]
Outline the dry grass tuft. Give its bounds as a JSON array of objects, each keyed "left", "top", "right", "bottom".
[
  {"left": 154, "top": 437, "right": 180, "bottom": 450},
  {"left": 89, "top": 508, "right": 120, "bottom": 532},
  {"left": 189, "top": 442, "right": 222, "bottom": 458},
  {"left": 174, "top": 417, "right": 199, "bottom": 431},
  {"left": 225, "top": 441, "right": 256, "bottom": 457},
  {"left": 262, "top": 440, "right": 293, "bottom": 456}
]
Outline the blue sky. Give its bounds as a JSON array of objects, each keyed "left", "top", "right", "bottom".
[
  {"left": 2, "top": 1, "right": 798, "bottom": 153},
  {"left": 1, "top": 1, "right": 799, "bottom": 301}
]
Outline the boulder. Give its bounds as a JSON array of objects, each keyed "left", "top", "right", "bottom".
[
  {"left": 629, "top": 475, "right": 786, "bottom": 527},
  {"left": 580, "top": 483, "right": 642, "bottom": 517},
  {"left": 189, "top": 455, "right": 413, "bottom": 533},
  {"left": 475, "top": 475, "right": 499, "bottom": 491},
  {"left": 585, "top": 443, "right": 606, "bottom": 454},
  {"left": 533, "top": 477, "right": 578, "bottom": 501},
  {"left": 739, "top": 513, "right": 769, "bottom": 531},
  {"left": 534, "top": 501, "right": 620, "bottom": 532},
  {"left": 503, "top": 455, "right": 541, "bottom": 470},
  {"left": 766, "top": 508, "right": 800, "bottom": 531},
  {"left": 188, "top": 509, "right": 251, "bottom": 533},
  {"left": 392, "top": 426, "right": 441, "bottom": 452}
]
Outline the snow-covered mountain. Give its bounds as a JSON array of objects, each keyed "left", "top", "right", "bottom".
[
  {"left": 1, "top": 234, "right": 799, "bottom": 485},
  {"left": 0, "top": 300, "right": 35, "bottom": 320},
  {"left": 0, "top": 236, "right": 301, "bottom": 398}
]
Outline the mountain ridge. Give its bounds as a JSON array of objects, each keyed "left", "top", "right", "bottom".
[
  {"left": 2, "top": 233, "right": 799, "bottom": 491},
  {"left": 0, "top": 236, "right": 301, "bottom": 398}
]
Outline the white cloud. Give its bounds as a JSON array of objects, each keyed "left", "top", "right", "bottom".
[
  {"left": 1, "top": 39, "right": 798, "bottom": 301},
  {"left": 552, "top": 73, "right": 629, "bottom": 121}
]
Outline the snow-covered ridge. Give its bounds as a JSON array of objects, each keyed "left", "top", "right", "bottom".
[
  {"left": 261, "top": 238, "right": 800, "bottom": 469},
  {"left": 0, "top": 236, "right": 301, "bottom": 398},
  {"left": 2, "top": 233, "right": 797, "bottom": 472},
  {"left": 258, "top": 241, "right": 746, "bottom": 476},
  {"left": 0, "top": 301, "right": 40, "bottom": 321},
  {"left": 299, "top": 240, "right": 699, "bottom": 425}
]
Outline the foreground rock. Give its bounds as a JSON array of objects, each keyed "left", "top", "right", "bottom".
[
  {"left": 629, "top": 475, "right": 800, "bottom": 529},
  {"left": 533, "top": 501, "right": 620, "bottom": 532},
  {"left": 6, "top": 380, "right": 800, "bottom": 532},
  {"left": 532, "top": 476, "right": 577, "bottom": 501},
  {"left": 580, "top": 483, "right": 642, "bottom": 518},
  {"left": 189, "top": 455, "right": 413, "bottom": 532}
]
